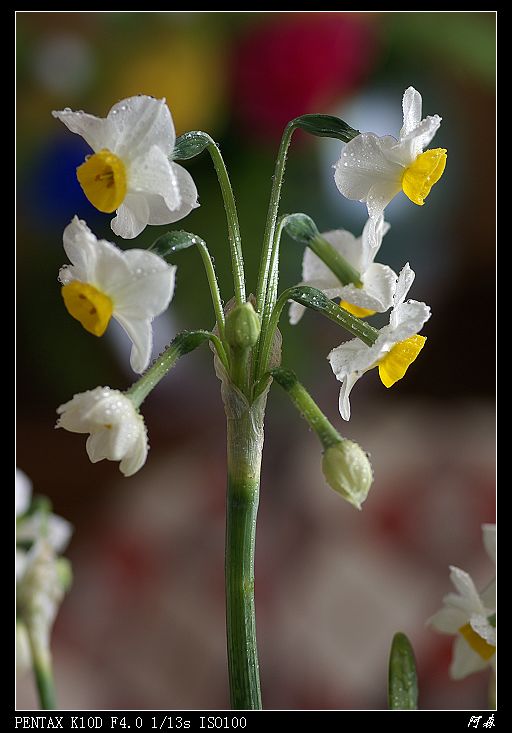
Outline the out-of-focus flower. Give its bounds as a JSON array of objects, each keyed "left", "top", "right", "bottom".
[
  {"left": 53, "top": 95, "right": 198, "bottom": 238},
  {"left": 429, "top": 524, "right": 496, "bottom": 679},
  {"left": 328, "top": 264, "right": 430, "bottom": 420},
  {"left": 232, "top": 13, "right": 376, "bottom": 140},
  {"left": 334, "top": 86, "right": 446, "bottom": 226},
  {"left": 289, "top": 215, "right": 396, "bottom": 325},
  {"left": 59, "top": 217, "right": 175, "bottom": 373},
  {"left": 16, "top": 469, "right": 73, "bottom": 674},
  {"left": 56, "top": 387, "right": 148, "bottom": 477}
]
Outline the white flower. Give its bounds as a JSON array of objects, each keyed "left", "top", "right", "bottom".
[
  {"left": 16, "top": 469, "right": 72, "bottom": 580},
  {"left": 328, "top": 263, "right": 430, "bottom": 420},
  {"left": 59, "top": 216, "right": 175, "bottom": 373},
  {"left": 334, "top": 86, "right": 446, "bottom": 226},
  {"left": 16, "top": 470, "right": 74, "bottom": 673},
  {"left": 52, "top": 95, "right": 199, "bottom": 239},
  {"left": 56, "top": 387, "right": 148, "bottom": 477},
  {"left": 289, "top": 216, "right": 397, "bottom": 325},
  {"left": 428, "top": 524, "right": 496, "bottom": 680}
]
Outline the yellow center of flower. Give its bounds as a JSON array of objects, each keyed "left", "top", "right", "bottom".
[
  {"left": 458, "top": 623, "right": 496, "bottom": 661},
  {"left": 61, "top": 281, "right": 113, "bottom": 336},
  {"left": 401, "top": 148, "right": 447, "bottom": 206},
  {"left": 76, "top": 149, "right": 127, "bottom": 213},
  {"left": 378, "top": 335, "right": 426, "bottom": 388},
  {"left": 340, "top": 301, "right": 376, "bottom": 318}
]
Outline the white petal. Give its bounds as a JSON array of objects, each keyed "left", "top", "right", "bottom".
[
  {"left": 366, "top": 179, "right": 401, "bottom": 221},
  {"left": 482, "top": 524, "right": 496, "bottom": 566},
  {"left": 302, "top": 246, "right": 342, "bottom": 287},
  {"left": 328, "top": 337, "right": 384, "bottom": 379},
  {"left": 470, "top": 614, "right": 496, "bottom": 647},
  {"left": 107, "top": 95, "right": 176, "bottom": 159},
  {"left": 51, "top": 108, "right": 112, "bottom": 152},
  {"left": 389, "top": 300, "right": 431, "bottom": 341},
  {"left": 161, "top": 163, "right": 199, "bottom": 222},
  {"left": 448, "top": 566, "right": 487, "bottom": 616},
  {"left": 428, "top": 606, "right": 467, "bottom": 634},
  {"left": 16, "top": 548, "right": 28, "bottom": 581},
  {"left": 17, "top": 515, "right": 72, "bottom": 554},
  {"left": 61, "top": 216, "right": 102, "bottom": 283},
  {"left": 119, "top": 428, "right": 148, "bottom": 477},
  {"left": 450, "top": 636, "right": 488, "bottom": 680},
  {"left": 334, "top": 133, "right": 403, "bottom": 203},
  {"left": 321, "top": 229, "right": 363, "bottom": 273},
  {"left": 101, "top": 249, "right": 175, "bottom": 319},
  {"left": 338, "top": 372, "right": 360, "bottom": 421},
  {"left": 16, "top": 469, "right": 32, "bottom": 517},
  {"left": 401, "top": 115, "right": 442, "bottom": 160},
  {"left": 114, "top": 315, "right": 153, "bottom": 374},
  {"left": 480, "top": 579, "right": 495, "bottom": 610},
  {"left": 342, "top": 263, "right": 396, "bottom": 312},
  {"left": 288, "top": 301, "right": 306, "bottom": 325},
  {"left": 360, "top": 215, "right": 390, "bottom": 270},
  {"left": 111, "top": 194, "right": 150, "bottom": 239},
  {"left": 393, "top": 263, "right": 415, "bottom": 307},
  {"left": 128, "top": 145, "right": 181, "bottom": 211},
  {"left": 400, "top": 86, "right": 423, "bottom": 137}
]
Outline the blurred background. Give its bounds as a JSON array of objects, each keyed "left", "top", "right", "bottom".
[{"left": 16, "top": 11, "right": 495, "bottom": 710}]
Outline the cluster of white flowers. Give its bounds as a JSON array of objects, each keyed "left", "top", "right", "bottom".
[
  {"left": 52, "top": 87, "right": 442, "bottom": 472},
  {"left": 290, "top": 86, "right": 443, "bottom": 421},
  {"left": 16, "top": 469, "right": 73, "bottom": 673}
]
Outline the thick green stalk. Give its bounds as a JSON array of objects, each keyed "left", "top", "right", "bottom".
[
  {"left": 224, "top": 384, "right": 266, "bottom": 709},
  {"left": 28, "top": 630, "right": 56, "bottom": 710}
]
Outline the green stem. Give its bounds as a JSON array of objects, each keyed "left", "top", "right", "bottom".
[
  {"left": 270, "top": 368, "right": 342, "bottom": 449},
  {"left": 205, "top": 136, "right": 246, "bottom": 304},
  {"left": 28, "top": 630, "right": 56, "bottom": 710},
  {"left": 126, "top": 330, "right": 228, "bottom": 407},
  {"left": 257, "top": 286, "right": 379, "bottom": 381},
  {"left": 224, "top": 386, "right": 266, "bottom": 709},
  {"left": 255, "top": 122, "right": 295, "bottom": 315},
  {"left": 196, "top": 240, "right": 226, "bottom": 341}
]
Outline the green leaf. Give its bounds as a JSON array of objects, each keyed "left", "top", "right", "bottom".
[
  {"left": 388, "top": 632, "right": 419, "bottom": 710},
  {"left": 148, "top": 231, "right": 206, "bottom": 259},
  {"left": 292, "top": 114, "right": 359, "bottom": 142}
]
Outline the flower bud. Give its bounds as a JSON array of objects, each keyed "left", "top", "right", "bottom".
[
  {"left": 225, "top": 302, "right": 261, "bottom": 350},
  {"left": 284, "top": 213, "right": 319, "bottom": 246},
  {"left": 322, "top": 440, "right": 373, "bottom": 509}
]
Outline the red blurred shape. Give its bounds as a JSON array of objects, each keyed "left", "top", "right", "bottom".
[{"left": 231, "top": 13, "right": 377, "bottom": 141}]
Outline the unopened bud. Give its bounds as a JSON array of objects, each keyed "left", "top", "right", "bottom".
[
  {"left": 322, "top": 440, "right": 373, "bottom": 510},
  {"left": 284, "top": 213, "right": 319, "bottom": 246},
  {"left": 225, "top": 302, "right": 261, "bottom": 350}
]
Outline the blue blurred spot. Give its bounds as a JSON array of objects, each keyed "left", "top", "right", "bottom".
[{"left": 23, "top": 134, "right": 107, "bottom": 238}]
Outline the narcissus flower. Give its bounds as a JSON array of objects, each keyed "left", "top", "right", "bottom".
[
  {"left": 328, "top": 263, "right": 430, "bottom": 420},
  {"left": 52, "top": 95, "right": 199, "bottom": 238},
  {"left": 334, "top": 86, "right": 446, "bottom": 224},
  {"left": 57, "top": 387, "right": 148, "bottom": 477},
  {"left": 59, "top": 217, "right": 175, "bottom": 373},
  {"left": 428, "top": 524, "right": 496, "bottom": 680},
  {"left": 289, "top": 215, "right": 397, "bottom": 325}
]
